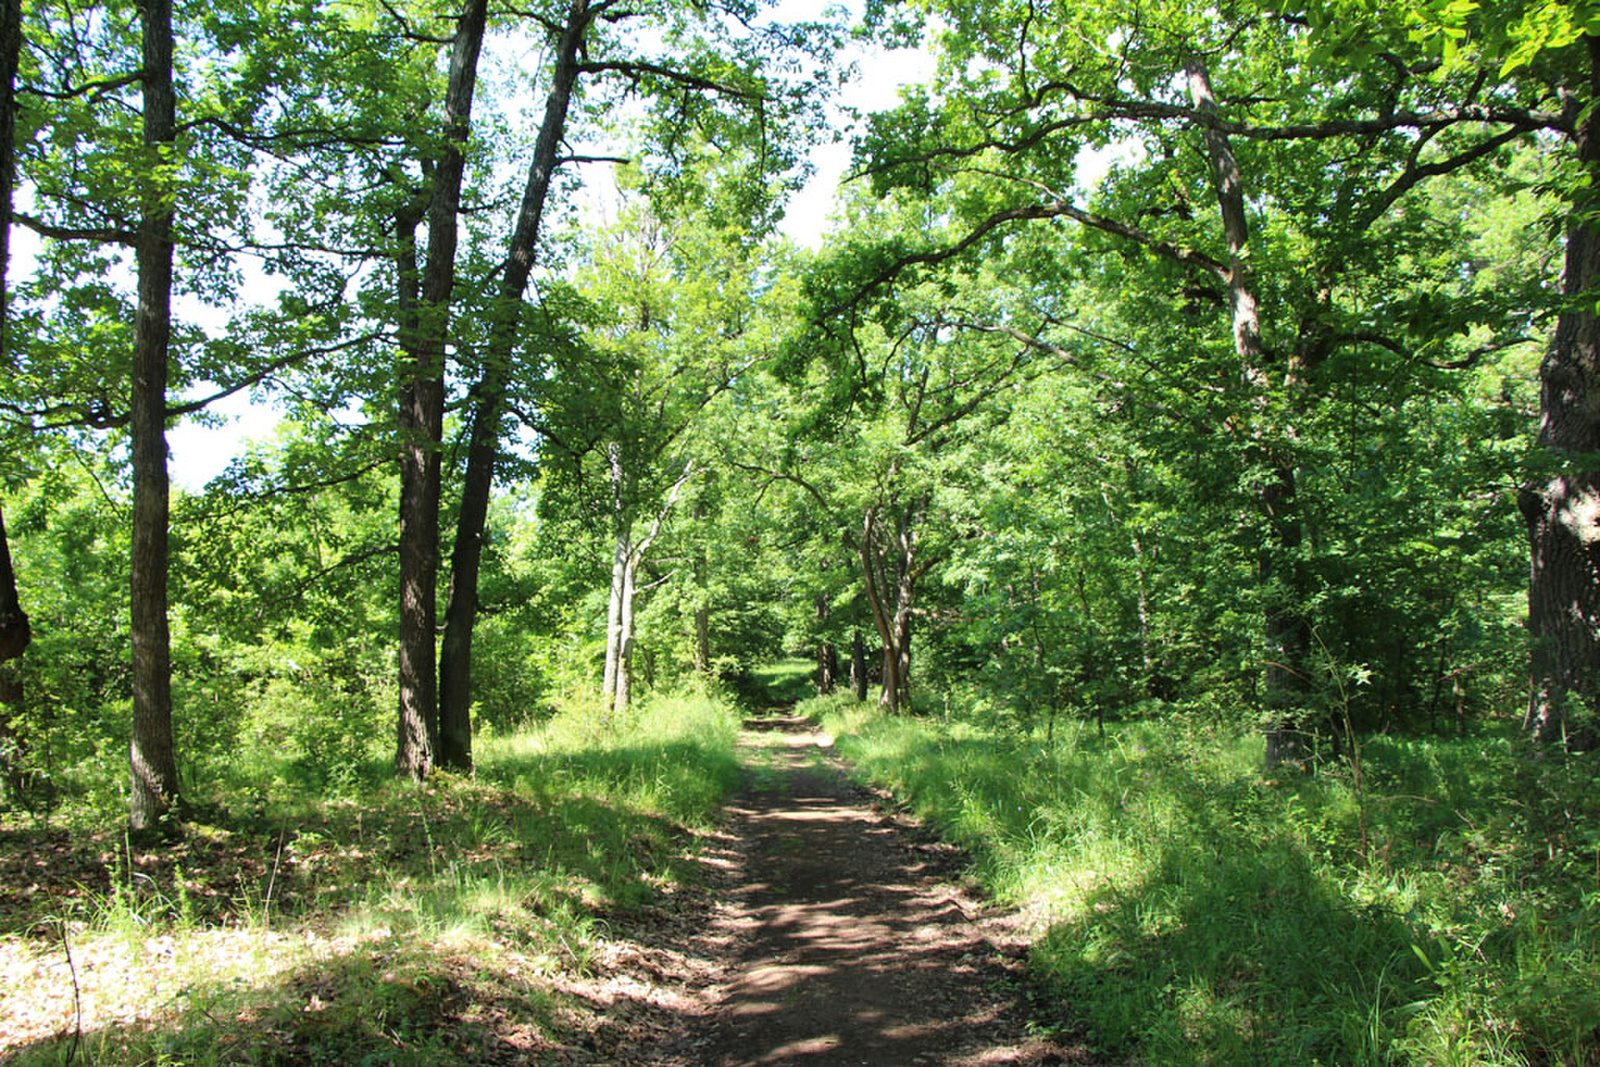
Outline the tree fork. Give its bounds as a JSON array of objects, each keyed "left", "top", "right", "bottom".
[{"left": 395, "top": 0, "right": 489, "bottom": 780}]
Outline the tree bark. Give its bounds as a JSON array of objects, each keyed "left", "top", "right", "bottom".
[
  {"left": 1520, "top": 35, "right": 1600, "bottom": 752},
  {"left": 438, "top": 0, "right": 590, "bottom": 772},
  {"left": 0, "top": 0, "right": 26, "bottom": 801},
  {"left": 614, "top": 553, "right": 638, "bottom": 715},
  {"left": 859, "top": 503, "right": 928, "bottom": 713},
  {"left": 815, "top": 594, "right": 836, "bottom": 694},
  {"left": 606, "top": 461, "right": 693, "bottom": 716},
  {"left": 395, "top": 0, "right": 488, "bottom": 780},
  {"left": 0, "top": 506, "right": 28, "bottom": 800},
  {"left": 602, "top": 444, "right": 628, "bottom": 704},
  {"left": 128, "top": 0, "right": 179, "bottom": 831},
  {"left": 1187, "top": 56, "right": 1310, "bottom": 770},
  {"left": 850, "top": 629, "right": 867, "bottom": 700}
]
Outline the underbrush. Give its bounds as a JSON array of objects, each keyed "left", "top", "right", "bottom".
[
  {"left": 0, "top": 689, "right": 741, "bottom": 1064},
  {"left": 812, "top": 694, "right": 1600, "bottom": 1065}
]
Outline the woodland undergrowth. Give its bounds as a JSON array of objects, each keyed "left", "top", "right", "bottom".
[
  {"left": 814, "top": 693, "right": 1600, "bottom": 1066},
  {"left": 0, "top": 689, "right": 740, "bottom": 1065}
]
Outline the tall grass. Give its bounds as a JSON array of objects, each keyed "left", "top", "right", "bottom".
[
  {"left": 1, "top": 687, "right": 743, "bottom": 1065},
  {"left": 813, "top": 694, "right": 1600, "bottom": 1065}
]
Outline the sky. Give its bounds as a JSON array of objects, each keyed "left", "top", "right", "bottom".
[{"left": 163, "top": 12, "right": 938, "bottom": 491}]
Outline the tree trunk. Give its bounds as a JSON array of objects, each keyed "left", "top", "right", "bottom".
[
  {"left": 394, "top": 0, "right": 489, "bottom": 780},
  {"left": 0, "top": 506, "right": 28, "bottom": 801},
  {"left": 693, "top": 595, "right": 711, "bottom": 674},
  {"left": 128, "top": 0, "right": 179, "bottom": 831},
  {"left": 1521, "top": 35, "right": 1600, "bottom": 752},
  {"left": 815, "top": 594, "right": 836, "bottom": 694},
  {"left": 438, "top": 0, "right": 589, "bottom": 772},
  {"left": 859, "top": 505, "right": 924, "bottom": 713},
  {"left": 614, "top": 553, "right": 639, "bottom": 715},
  {"left": 1188, "top": 56, "right": 1311, "bottom": 770},
  {"left": 603, "top": 527, "right": 627, "bottom": 703},
  {"left": 850, "top": 629, "right": 867, "bottom": 700},
  {"left": 0, "top": 0, "right": 25, "bottom": 801},
  {"left": 606, "top": 461, "right": 693, "bottom": 716}
]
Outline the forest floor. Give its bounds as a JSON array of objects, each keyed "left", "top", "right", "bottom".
[
  {"left": 0, "top": 708, "right": 1090, "bottom": 1064},
  {"left": 554, "top": 711, "right": 1085, "bottom": 1066}
]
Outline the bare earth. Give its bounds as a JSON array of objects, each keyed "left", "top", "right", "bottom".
[{"left": 557, "top": 713, "right": 1086, "bottom": 1066}]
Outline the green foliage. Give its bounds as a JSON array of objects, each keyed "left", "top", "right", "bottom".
[
  {"left": 1, "top": 685, "right": 741, "bottom": 1064},
  {"left": 822, "top": 700, "right": 1600, "bottom": 1064}
]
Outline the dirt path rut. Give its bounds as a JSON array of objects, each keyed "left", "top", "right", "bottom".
[{"left": 671, "top": 714, "right": 1075, "bottom": 1066}]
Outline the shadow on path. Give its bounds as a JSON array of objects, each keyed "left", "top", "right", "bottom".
[{"left": 672, "top": 721, "right": 1084, "bottom": 1066}]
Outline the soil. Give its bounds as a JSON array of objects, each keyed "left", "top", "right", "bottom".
[{"left": 559, "top": 713, "right": 1089, "bottom": 1066}]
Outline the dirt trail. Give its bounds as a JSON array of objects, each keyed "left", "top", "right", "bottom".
[{"left": 659, "top": 713, "right": 1079, "bottom": 1066}]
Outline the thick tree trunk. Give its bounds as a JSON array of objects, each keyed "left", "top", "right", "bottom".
[
  {"left": 394, "top": 0, "right": 488, "bottom": 780},
  {"left": 0, "top": 506, "right": 28, "bottom": 800},
  {"left": 1521, "top": 35, "right": 1600, "bottom": 752},
  {"left": 0, "top": 0, "right": 25, "bottom": 801},
  {"left": 1188, "top": 56, "right": 1311, "bottom": 770},
  {"left": 129, "top": 0, "right": 179, "bottom": 831},
  {"left": 439, "top": 0, "right": 589, "bottom": 772}
]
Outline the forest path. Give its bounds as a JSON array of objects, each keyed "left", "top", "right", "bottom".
[{"left": 653, "top": 711, "right": 1080, "bottom": 1066}]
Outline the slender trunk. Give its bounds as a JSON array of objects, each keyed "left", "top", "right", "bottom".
[
  {"left": 1188, "top": 56, "right": 1310, "bottom": 770},
  {"left": 693, "top": 589, "right": 710, "bottom": 674},
  {"left": 439, "top": 0, "right": 590, "bottom": 771},
  {"left": 607, "top": 461, "right": 693, "bottom": 716},
  {"left": 395, "top": 0, "right": 489, "bottom": 780},
  {"left": 850, "top": 629, "right": 867, "bottom": 700},
  {"left": 859, "top": 506, "right": 924, "bottom": 713},
  {"left": 859, "top": 509, "right": 898, "bottom": 711},
  {"left": 615, "top": 554, "right": 638, "bottom": 715},
  {"left": 1521, "top": 35, "right": 1600, "bottom": 752},
  {"left": 602, "top": 443, "right": 627, "bottom": 702},
  {"left": 815, "top": 594, "right": 835, "bottom": 694},
  {"left": 129, "top": 0, "right": 179, "bottom": 830},
  {"left": 602, "top": 534, "right": 627, "bottom": 701},
  {"left": 1131, "top": 532, "right": 1152, "bottom": 675}
]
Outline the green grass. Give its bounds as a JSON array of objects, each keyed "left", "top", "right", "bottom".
[
  {"left": 813, "top": 694, "right": 1600, "bottom": 1065},
  {"left": 0, "top": 688, "right": 743, "bottom": 1065},
  {"left": 736, "top": 657, "right": 816, "bottom": 708}
]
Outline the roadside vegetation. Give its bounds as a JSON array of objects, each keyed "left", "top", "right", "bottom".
[
  {"left": 814, "top": 693, "right": 1600, "bottom": 1065},
  {"left": 0, "top": 689, "right": 740, "bottom": 1064}
]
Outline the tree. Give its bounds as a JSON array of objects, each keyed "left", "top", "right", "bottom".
[
  {"left": 126, "top": 0, "right": 180, "bottom": 830},
  {"left": 436, "top": 0, "right": 836, "bottom": 764},
  {"left": 843, "top": 0, "right": 1541, "bottom": 759},
  {"left": 541, "top": 188, "right": 788, "bottom": 715},
  {"left": 0, "top": 0, "right": 27, "bottom": 796},
  {"left": 390, "top": 0, "right": 489, "bottom": 781}
]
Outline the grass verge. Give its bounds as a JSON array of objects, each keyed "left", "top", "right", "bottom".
[
  {"left": 0, "top": 689, "right": 741, "bottom": 1064},
  {"left": 812, "top": 693, "right": 1600, "bottom": 1066}
]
